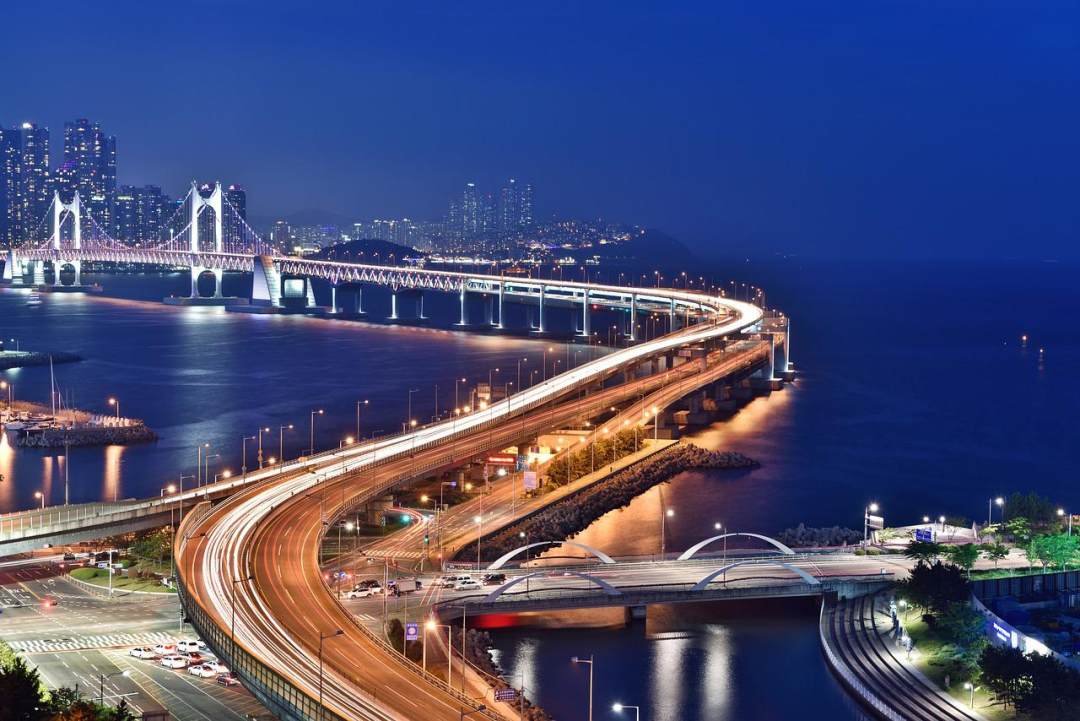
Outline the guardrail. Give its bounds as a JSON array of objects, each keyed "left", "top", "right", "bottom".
[{"left": 818, "top": 598, "right": 905, "bottom": 721}]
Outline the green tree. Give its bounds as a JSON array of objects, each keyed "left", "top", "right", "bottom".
[
  {"left": 1015, "top": 652, "right": 1080, "bottom": 720},
  {"left": 938, "top": 602, "right": 987, "bottom": 649},
  {"left": 1005, "top": 516, "right": 1033, "bottom": 544},
  {"left": 944, "top": 544, "right": 979, "bottom": 577},
  {"left": 1007, "top": 492, "right": 1057, "bottom": 528},
  {"left": 1038, "top": 533, "right": 1079, "bottom": 571},
  {"left": 979, "top": 644, "right": 1031, "bottom": 709},
  {"left": 1023, "top": 538, "right": 1041, "bottom": 571},
  {"left": 895, "top": 561, "right": 969, "bottom": 617},
  {"left": 903, "top": 540, "right": 943, "bottom": 564},
  {"left": 979, "top": 542, "right": 1009, "bottom": 569},
  {"left": 0, "top": 654, "right": 46, "bottom": 721}
]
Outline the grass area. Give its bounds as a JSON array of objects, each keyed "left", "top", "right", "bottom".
[
  {"left": 903, "top": 616, "right": 1013, "bottom": 720},
  {"left": 69, "top": 566, "right": 175, "bottom": 594},
  {"left": 971, "top": 564, "right": 1080, "bottom": 580}
]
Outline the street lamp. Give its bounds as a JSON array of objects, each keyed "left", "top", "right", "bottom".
[
  {"left": 356, "top": 399, "right": 369, "bottom": 440},
  {"left": 99, "top": 669, "right": 131, "bottom": 704},
  {"left": 257, "top": 427, "right": 270, "bottom": 468},
  {"left": 1059, "top": 508, "right": 1073, "bottom": 536},
  {"left": 995, "top": 496, "right": 1006, "bottom": 525},
  {"left": 863, "top": 502, "right": 879, "bottom": 546},
  {"left": 407, "top": 389, "right": 420, "bottom": 429},
  {"left": 310, "top": 409, "right": 324, "bottom": 455},
  {"left": 0, "top": 380, "right": 11, "bottom": 410},
  {"left": 34, "top": 490, "right": 44, "bottom": 509},
  {"left": 279, "top": 424, "right": 294, "bottom": 463},
  {"left": 964, "top": 682, "right": 978, "bottom": 708},
  {"left": 318, "top": 629, "right": 345, "bottom": 718},
  {"left": 196, "top": 442, "right": 211, "bottom": 486},
  {"left": 571, "top": 655, "right": 594, "bottom": 721},
  {"left": 612, "top": 702, "right": 640, "bottom": 721},
  {"left": 424, "top": 618, "right": 453, "bottom": 682},
  {"left": 241, "top": 436, "right": 255, "bottom": 479},
  {"left": 474, "top": 514, "right": 483, "bottom": 571},
  {"left": 107, "top": 396, "right": 120, "bottom": 420},
  {"left": 660, "top": 507, "right": 674, "bottom": 558}
]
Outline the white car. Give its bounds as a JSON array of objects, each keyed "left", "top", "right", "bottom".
[
  {"left": 188, "top": 664, "right": 217, "bottom": 679},
  {"left": 152, "top": 644, "right": 176, "bottom": 657},
  {"left": 202, "top": 661, "right": 229, "bottom": 675},
  {"left": 453, "top": 578, "right": 483, "bottom": 592},
  {"left": 438, "top": 575, "right": 472, "bottom": 587},
  {"left": 129, "top": 647, "right": 157, "bottom": 659},
  {"left": 176, "top": 639, "right": 205, "bottom": 653},
  {"left": 160, "top": 655, "right": 188, "bottom": 669},
  {"left": 344, "top": 588, "right": 373, "bottom": 599}
]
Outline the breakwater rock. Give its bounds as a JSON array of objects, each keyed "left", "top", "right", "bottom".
[
  {"left": 452, "top": 627, "right": 553, "bottom": 721},
  {"left": 457, "top": 444, "right": 758, "bottom": 562},
  {"left": 15, "top": 424, "right": 158, "bottom": 448},
  {"left": 0, "top": 350, "right": 82, "bottom": 370}
]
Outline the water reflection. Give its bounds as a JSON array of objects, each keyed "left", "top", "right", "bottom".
[{"left": 103, "top": 445, "right": 124, "bottom": 502}]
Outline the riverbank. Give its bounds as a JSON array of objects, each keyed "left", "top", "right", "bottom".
[
  {"left": 0, "top": 350, "right": 82, "bottom": 370},
  {"left": 456, "top": 443, "right": 759, "bottom": 562}
]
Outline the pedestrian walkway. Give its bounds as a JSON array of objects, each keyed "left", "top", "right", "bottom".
[
  {"left": 820, "top": 592, "right": 989, "bottom": 721},
  {"left": 11, "top": 630, "right": 176, "bottom": 654}
]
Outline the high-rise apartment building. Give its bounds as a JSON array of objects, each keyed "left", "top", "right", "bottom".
[
  {"left": 224, "top": 184, "right": 247, "bottom": 246},
  {"left": 0, "top": 128, "right": 21, "bottom": 245},
  {"left": 115, "top": 184, "right": 172, "bottom": 244},
  {"left": 62, "top": 119, "right": 117, "bottom": 232},
  {"left": 20, "top": 122, "right": 51, "bottom": 240}
]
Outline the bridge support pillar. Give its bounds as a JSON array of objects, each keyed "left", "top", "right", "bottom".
[
  {"left": 212, "top": 268, "right": 223, "bottom": 298},
  {"left": 534, "top": 285, "right": 546, "bottom": 333},
  {"left": 628, "top": 294, "right": 637, "bottom": 341},
  {"left": 32, "top": 261, "right": 45, "bottom": 286},
  {"left": 189, "top": 265, "right": 203, "bottom": 297},
  {"left": 354, "top": 287, "right": 364, "bottom": 314},
  {"left": 1, "top": 251, "right": 14, "bottom": 284},
  {"left": 305, "top": 278, "right": 316, "bottom": 308},
  {"left": 484, "top": 295, "right": 494, "bottom": 326},
  {"left": 578, "top": 289, "right": 591, "bottom": 337},
  {"left": 70, "top": 259, "right": 81, "bottom": 287},
  {"left": 455, "top": 287, "right": 468, "bottom": 326},
  {"left": 389, "top": 290, "right": 399, "bottom": 320},
  {"left": 417, "top": 291, "right": 426, "bottom": 319},
  {"left": 329, "top": 284, "right": 337, "bottom": 313},
  {"left": 496, "top": 282, "right": 504, "bottom": 328}
]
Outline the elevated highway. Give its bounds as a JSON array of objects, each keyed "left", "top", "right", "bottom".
[{"left": 172, "top": 272, "right": 771, "bottom": 721}]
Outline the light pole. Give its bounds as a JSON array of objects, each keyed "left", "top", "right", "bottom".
[
  {"left": 356, "top": 399, "right": 368, "bottom": 440},
  {"left": 310, "top": 408, "right": 324, "bottom": 455},
  {"left": 455, "top": 377, "right": 467, "bottom": 412},
  {"left": 0, "top": 380, "right": 11, "bottom": 410},
  {"left": 516, "top": 358, "right": 527, "bottom": 396},
  {"left": 571, "top": 655, "right": 594, "bottom": 721},
  {"left": 279, "top": 424, "right": 294, "bottom": 463},
  {"left": 475, "top": 513, "right": 483, "bottom": 571},
  {"left": 995, "top": 496, "right": 1005, "bottom": 525},
  {"left": 964, "top": 682, "right": 978, "bottom": 708},
  {"left": 204, "top": 453, "right": 219, "bottom": 487},
  {"left": 318, "top": 629, "right": 344, "bottom": 718},
  {"left": 863, "top": 502, "right": 879, "bottom": 547},
  {"left": 407, "top": 389, "right": 420, "bottom": 429},
  {"left": 660, "top": 507, "right": 674, "bottom": 558},
  {"left": 612, "top": 702, "right": 640, "bottom": 721},
  {"left": 34, "top": 490, "right": 44, "bottom": 510},
  {"left": 241, "top": 436, "right": 255, "bottom": 479},
  {"left": 257, "top": 427, "right": 270, "bottom": 468},
  {"left": 107, "top": 396, "right": 120, "bottom": 420},
  {"left": 1059, "top": 508, "right": 1073, "bottom": 536},
  {"left": 424, "top": 618, "right": 453, "bottom": 682},
  {"left": 99, "top": 669, "right": 131, "bottom": 705},
  {"left": 196, "top": 442, "right": 210, "bottom": 486}
]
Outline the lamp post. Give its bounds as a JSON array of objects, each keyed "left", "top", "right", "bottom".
[
  {"left": 455, "top": 377, "right": 467, "bottom": 412},
  {"left": 424, "top": 618, "right": 453, "bottom": 683},
  {"left": 863, "top": 502, "right": 879, "bottom": 547},
  {"left": 995, "top": 496, "right": 1005, "bottom": 525},
  {"left": 612, "top": 702, "right": 640, "bottom": 721},
  {"left": 407, "top": 389, "right": 419, "bottom": 429},
  {"left": 279, "top": 424, "right": 294, "bottom": 463},
  {"left": 474, "top": 513, "right": 483, "bottom": 571},
  {"left": 99, "top": 670, "right": 131, "bottom": 705},
  {"left": 1059, "top": 508, "right": 1073, "bottom": 536},
  {"left": 196, "top": 442, "right": 210, "bottom": 486},
  {"left": 34, "top": 490, "right": 44, "bottom": 509},
  {"left": 0, "top": 380, "right": 11, "bottom": 410},
  {"left": 204, "top": 453, "right": 219, "bottom": 488},
  {"left": 570, "top": 655, "right": 594, "bottom": 721},
  {"left": 318, "top": 629, "right": 344, "bottom": 718},
  {"left": 964, "top": 682, "right": 978, "bottom": 708},
  {"left": 241, "top": 436, "right": 255, "bottom": 479},
  {"left": 257, "top": 427, "right": 270, "bottom": 468},
  {"left": 356, "top": 399, "right": 368, "bottom": 440},
  {"left": 107, "top": 396, "right": 120, "bottom": 420},
  {"left": 310, "top": 409, "right": 324, "bottom": 455},
  {"left": 660, "top": 507, "right": 674, "bottom": 558}
]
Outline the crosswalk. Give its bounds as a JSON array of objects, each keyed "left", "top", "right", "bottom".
[{"left": 11, "top": 630, "right": 177, "bottom": 654}]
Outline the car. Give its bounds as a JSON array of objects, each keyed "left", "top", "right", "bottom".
[
  {"left": 453, "top": 578, "right": 483, "bottom": 591},
  {"left": 179, "top": 651, "right": 206, "bottom": 664},
  {"left": 62, "top": 553, "right": 77, "bottom": 562},
  {"left": 202, "top": 661, "right": 229, "bottom": 674},
  {"left": 356, "top": 579, "right": 382, "bottom": 590},
  {"left": 482, "top": 573, "right": 506, "bottom": 586},
  {"left": 96, "top": 562, "right": 111, "bottom": 570},
  {"left": 129, "top": 647, "right": 157, "bottom": 659},
  {"left": 216, "top": 674, "right": 241, "bottom": 687},
  {"left": 188, "top": 664, "right": 217, "bottom": 679},
  {"left": 160, "top": 655, "right": 188, "bottom": 669},
  {"left": 176, "top": 639, "right": 205, "bottom": 653},
  {"left": 437, "top": 574, "right": 472, "bottom": 587},
  {"left": 344, "top": 588, "right": 373, "bottom": 599},
  {"left": 152, "top": 643, "right": 177, "bottom": 656}
]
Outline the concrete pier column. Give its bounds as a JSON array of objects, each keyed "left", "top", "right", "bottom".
[
  {"left": 72, "top": 259, "right": 81, "bottom": 287},
  {"left": 497, "top": 282, "right": 504, "bottom": 328},
  {"left": 330, "top": 284, "right": 337, "bottom": 313},
  {"left": 669, "top": 298, "right": 676, "bottom": 328},
  {"left": 537, "top": 285, "right": 545, "bottom": 333},
  {"left": 53, "top": 262, "right": 61, "bottom": 286},
  {"left": 355, "top": 287, "right": 364, "bottom": 314},
  {"left": 785, "top": 320, "right": 792, "bottom": 372},
  {"left": 2, "top": 251, "right": 15, "bottom": 283},
  {"left": 456, "top": 286, "right": 468, "bottom": 326},
  {"left": 579, "top": 288, "right": 591, "bottom": 337},
  {"left": 32, "top": 261, "right": 45, "bottom": 286},
  {"left": 768, "top": 333, "right": 776, "bottom": 380},
  {"left": 628, "top": 294, "right": 637, "bottom": 341},
  {"left": 417, "top": 291, "right": 426, "bottom": 319},
  {"left": 189, "top": 265, "right": 202, "bottom": 297},
  {"left": 390, "top": 291, "right": 399, "bottom": 320},
  {"left": 213, "top": 268, "right": 224, "bottom": 298},
  {"left": 485, "top": 295, "right": 494, "bottom": 326}
]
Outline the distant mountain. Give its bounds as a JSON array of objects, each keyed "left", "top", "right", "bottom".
[{"left": 312, "top": 238, "right": 424, "bottom": 263}]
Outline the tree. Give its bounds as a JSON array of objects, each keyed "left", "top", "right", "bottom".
[
  {"left": 1007, "top": 492, "right": 1057, "bottom": 528},
  {"left": 1017, "top": 652, "right": 1080, "bottom": 720},
  {"left": 1038, "top": 533, "right": 1079, "bottom": 571},
  {"left": 1005, "top": 516, "right": 1033, "bottom": 544},
  {"left": 903, "top": 540, "right": 943, "bottom": 565},
  {"left": 979, "top": 645, "right": 1031, "bottom": 709},
  {"left": 896, "top": 561, "right": 969, "bottom": 617},
  {"left": 944, "top": 544, "right": 979, "bottom": 577},
  {"left": 0, "top": 655, "right": 45, "bottom": 721},
  {"left": 1032, "top": 535, "right": 1055, "bottom": 572},
  {"left": 938, "top": 602, "right": 987, "bottom": 649},
  {"left": 980, "top": 542, "right": 1009, "bottom": 569},
  {"left": 1023, "top": 538, "right": 1041, "bottom": 571}
]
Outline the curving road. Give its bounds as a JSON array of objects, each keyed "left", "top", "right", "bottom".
[{"left": 176, "top": 277, "right": 765, "bottom": 721}]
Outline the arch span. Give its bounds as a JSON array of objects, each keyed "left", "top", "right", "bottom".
[
  {"left": 486, "top": 541, "right": 616, "bottom": 570},
  {"left": 677, "top": 532, "right": 795, "bottom": 561},
  {"left": 692, "top": 561, "right": 819, "bottom": 591},
  {"left": 483, "top": 570, "right": 623, "bottom": 602}
]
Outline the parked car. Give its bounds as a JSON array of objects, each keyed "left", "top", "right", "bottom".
[
  {"left": 482, "top": 573, "right": 506, "bottom": 586},
  {"left": 436, "top": 574, "right": 472, "bottom": 587},
  {"left": 176, "top": 639, "right": 205, "bottom": 653},
  {"left": 356, "top": 579, "right": 381, "bottom": 589},
  {"left": 152, "top": 643, "right": 177, "bottom": 656},
  {"left": 217, "top": 674, "right": 241, "bottom": 687},
  {"left": 179, "top": 651, "right": 206, "bottom": 665},
  {"left": 344, "top": 588, "right": 373, "bottom": 599},
  {"left": 202, "top": 661, "right": 229, "bottom": 675},
  {"left": 453, "top": 578, "right": 483, "bottom": 592},
  {"left": 62, "top": 553, "right": 77, "bottom": 562},
  {"left": 188, "top": 664, "right": 217, "bottom": 679},
  {"left": 160, "top": 655, "right": 188, "bottom": 669},
  {"left": 129, "top": 647, "right": 157, "bottom": 659}
]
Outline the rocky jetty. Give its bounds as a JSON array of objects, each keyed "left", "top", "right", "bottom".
[
  {"left": 0, "top": 350, "right": 82, "bottom": 370},
  {"left": 452, "top": 627, "right": 553, "bottom": 721},
  {"left": 457, "top": 444, "right": 758, "bottom": 562},
  {"left": 16, "top": 424, "right": 157, "bottom": 448}
]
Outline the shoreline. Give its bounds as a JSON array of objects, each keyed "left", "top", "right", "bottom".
[{"left": 0, "top": 350, "right": 82, "bottom": 370}]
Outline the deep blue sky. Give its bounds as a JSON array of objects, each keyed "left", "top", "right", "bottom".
[{"left": 2, "top": 1, "right": 1077, "bottom": 259}]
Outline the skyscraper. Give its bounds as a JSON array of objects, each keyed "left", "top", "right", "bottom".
[
  {"left": 224, "top": 184, "right": 247, "bottom": 247},
  {"left": 0, "top": 128, "right": 20, "bottom": 245},
  {"left": 518, "top": 182, "right": 533, "bottom": 228},
  {"left": 499, "top": 179, "right": 519, "bottom": 232},
  {"left": 61, "top": 119, "right": 117, "bottom": 232},
  {"left": 461, "top": 182, "right": 479, "bottom": 236},
  {"left": 19, "top": 122, "right": 51, "bottom": 241}
]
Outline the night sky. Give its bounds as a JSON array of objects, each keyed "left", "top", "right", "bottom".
[{"left": 2, "top": 1, "right": 1077, "bottom": 259}]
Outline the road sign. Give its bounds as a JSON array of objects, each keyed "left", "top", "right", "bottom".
[
  {"left": 866, "top": 514, "right": 885, "bottom": 531},
  {"left": 495, "top": 688, "right": 518, "bottom": 702},
  {"left": 523, "top": 471, "right": 538, "bottom": 490},
  {"left": 914, "top": 528, "right": 933, "bottom": 542},
  {"left": 487, "top": 453, "right": 517, "bottom": 466},
  {"left": 405, "top": 622, "right": 419, "bottom": 643}
]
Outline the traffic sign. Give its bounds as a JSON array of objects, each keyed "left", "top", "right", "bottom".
[
  {"left": 495, "top": 688, "right": 518, "bottom": 702},
  {"left": 405, "top": 622, "right": 419, "bottom": 642},
  {"left": 914, "top": 528, "right": 933, "bottom": 542},
  {"left": 486, "top": 454, "right": 517, "bottom": 466}
]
